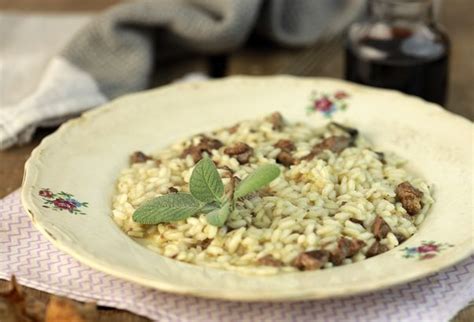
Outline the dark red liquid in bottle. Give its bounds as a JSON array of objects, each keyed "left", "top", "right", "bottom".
[{"left": 345, "top": 27, "right": 449, "bottom": 106}]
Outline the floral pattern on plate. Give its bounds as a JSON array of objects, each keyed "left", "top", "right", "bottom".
[
  {"left": 39, "top": 188, "right": 88, "bottom": 215},
  {"left": 401, "top": 241, "right": 454, "bottom": 260},
  {"left": 306, "top": 90, "right": 350, "bottom": 117}
]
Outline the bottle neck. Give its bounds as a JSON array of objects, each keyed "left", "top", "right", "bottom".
[{"left": 370, "top": 0, "right": 435, "bottom": 24}]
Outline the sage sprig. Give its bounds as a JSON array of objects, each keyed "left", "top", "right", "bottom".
[
  {"left": 133, "top": 156, "right": 280, "bottom": 227},
  {"left": 131, "top": 193, "right": 203, "bottom": 225}
]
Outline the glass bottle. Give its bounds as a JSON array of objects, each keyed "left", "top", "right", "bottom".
[{"left": 345, "top": 0, "right": 449, "bottom": 106}]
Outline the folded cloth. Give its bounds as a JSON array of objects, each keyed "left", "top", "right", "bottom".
[
  {"left": 0, "top": 190, "right": 473, "bottom": 322},
  {"left": 0, "top": 0, "right": 365, "bottom": 150}
]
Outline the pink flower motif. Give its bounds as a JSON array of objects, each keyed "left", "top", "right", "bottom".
[
  {"left": 39, "top": 189, "right": 53, "bottom": 198},
  {"left": 417, "top": 244, "right": 438, "bottom": 253},
  {"left": 315, "top": 98, "right": 333, "bottom": 112},
  {"left": 53, "top": 198, "right": 76, "bottom": 212},
  {"left": 334, "top": 91, "right": 349, "bottom": 99}
]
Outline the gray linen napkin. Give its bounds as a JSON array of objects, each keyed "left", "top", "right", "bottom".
[{"left": 0, "top": 0, "right": 364, "bottom": 150}]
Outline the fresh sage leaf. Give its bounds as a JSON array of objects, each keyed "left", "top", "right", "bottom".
[
  {"left": 234, "top": 164, "right": 280, "bottom": 199},
  {"left": 133, "top": 193, "right": 202, "bottom": 224},
  {"left": 189, "top": 156, "right": 224, "bottom": 203},
  {"left": 206, "top": 202, "right": 230, "bottom": 227},
  {"left": 200, "top": 202, "right": 221, "bottom": 214}
]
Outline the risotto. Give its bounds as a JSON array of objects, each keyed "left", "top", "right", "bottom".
[{"left": 111, "top": 112, "right": 434, "bottom": 275}]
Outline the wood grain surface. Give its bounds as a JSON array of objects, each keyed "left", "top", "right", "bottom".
[{"left": 0, "top": 0, "right": 472, "bottom": 321}]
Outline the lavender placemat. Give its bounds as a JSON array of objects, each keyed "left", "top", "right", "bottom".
[{"left": 1, "top": 190, "right": 472, "bottom": 322}]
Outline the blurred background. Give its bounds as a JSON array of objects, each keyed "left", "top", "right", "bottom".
[{"left": 1, "top": 0, "right": 472, "bottom": 112}]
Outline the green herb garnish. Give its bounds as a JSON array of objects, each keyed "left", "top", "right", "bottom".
[
  {"left": 189, "top": 156, "right": 225, "bottom": 203},
  {"left": 132, "top": 156, "right": 280, "bottom": 227},
  {"left": 234, "top": 164, "right": 281, "bottom": 199}
]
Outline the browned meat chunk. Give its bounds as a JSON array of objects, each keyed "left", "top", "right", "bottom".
[
  {"left": 330, "top": 237, "right": 365, "bottom": 265},
  {"left": 366, "top": 241, "right": 389, "bottom": 258},
  {"left": 181, "top": 136, "right": 223, "bottom": 163},
  {"left": 227, "top": 124, "right": 240, "bottom": 134},
  {"left": 199, "top": 136, "right": 223, "bottom": 151},
  {"left": 257, "top": 255, "right": 283, "bottom": 267},
  {"left": 274, "top": 139, "right": 295, "bottom": 152},
  {"left": 236, "top": 152, "right": 252, "bottom": 164},
  {"left": 266, "top": 112, "right": 284, "bottom": 131},
  {"left": 224, "top": 142, "right": 253, "bottom": 164},
  {"left": 329, "top": 122, "right": 359, "bottom": 139},
  {"left": 395, "top": 233, "right": 407, "bottom": 244},
  {"left": 130, "top": 151, "right": 152, "bottom": 164},
  {"left": 302, "top": 136, "right": 352, "bottom": 161},
  {"left": 276, "top": 151, "right": 297, "bottom": 167},
  {"left": 317, "top": 136, "right": 352, "bottom": 154},
  {"left": 224, "top": 142, "right": 251, "bottom": 155},
  {"left": 181, "top": 146, "right": 203, "bottom": 163},
  {"left": 372, "top": 216, "right": 391, "bottom": 240},
  {"left": 273, "top": 139, "right": 297, "bottom": 166},
  {"left": 347, "top": 238, "right": 366, "bottom": 257},
  {"left": 396, "top": 182, "right": 424, "bottom": 216},
  {"left": 199, "top": 238, "right": 213, "bottom": 250},
  {"left": 301, "top": 152, "right": 317, "bottom": 161},
  {"left": 349, "top": 218, "right": 365, "bottom": 226},
  {"left": 168, "top": 187, "right": 178, "bottom": 193},
  {"left": 293, "top": 250, "right": 330, "bottom": 271},
  {"left": 375, "top": 151, "right": 386, "bottom": 164}
]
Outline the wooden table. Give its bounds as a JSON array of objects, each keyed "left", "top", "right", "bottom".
[{"left": 1, "top": 1, "right": 472, "bottom": 321}]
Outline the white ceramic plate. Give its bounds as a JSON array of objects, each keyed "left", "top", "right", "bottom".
[{"left": 22, "top": 76, "right": 473, "bottom": 301}]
